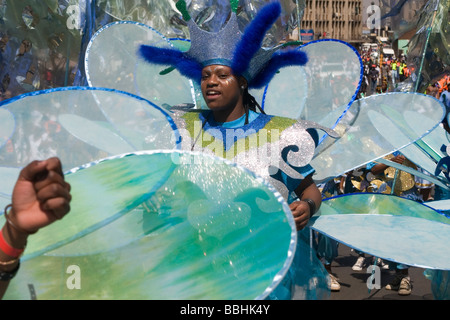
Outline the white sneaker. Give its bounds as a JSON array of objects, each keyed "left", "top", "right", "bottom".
[
  {"left": 329, "top": 274, "right": 341, "bottom": 291},
  {"left": 386, "top": 275, "right": 412, "bottom": 295},
  {"left": 375, "top": 258, "right": 389, "bottom": 270},
  {"left": 398, "top": 277, "right": 412, "bottom": 295},
  {"left": 352, "top": 256, "right": 365, "bottom": 271}
]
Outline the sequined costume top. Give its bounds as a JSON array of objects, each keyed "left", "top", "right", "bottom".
[{"left": 172, "top": 109, "right": 317, "bottom": 202}]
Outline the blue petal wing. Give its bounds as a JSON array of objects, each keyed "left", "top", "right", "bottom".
[
  {"left": 85, "top": 21, "right": 195, "bottom": 108},
  {"left": 2, "top": 151, "right": 297, "bottom": 300},
  {"left": 311, "top": 193, "right": 450, "bottom": 270}
]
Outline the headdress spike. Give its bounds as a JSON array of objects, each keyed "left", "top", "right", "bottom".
[
  {"left": 232, "top": 2, "right": 281, "bottom": 77},
  {"left": 176, "top": 0, "right": 191, "bottom": 22},
  {"left": 230, "top": 0, "right": 239, "bottom": 13}
]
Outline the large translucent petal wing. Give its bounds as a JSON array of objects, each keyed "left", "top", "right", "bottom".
[
  {"left": 402, "top": 110, "right": 450, "bottom": 163},
  {"left": 427, "top": 199, "right": 450, "bottom": 212},
  {"left": 0, "top": 108, "right": 15, "bottom": 148},
  {"left": 368, "top": 99, "right": 450, "bottom": 189},
  {"left": 311, "top": 92, "right": 445, "bottom": 182},
  {"left": 15, "top": 152, "right": 178, "bottom": 259},
  {"left": 260, "top": 61, "right": 308, "bottom": 118},
  {"left": 0, "top": 195, "right": 10, "bottom": 215},
  {"left": 2, "top": 151, "right": 297, "bottom": 300},
  {"left": 378, "top": 113, "right": 450, "bottom": 189},
  {"left": 85, "top": 21, "right": 195, "bottom": 107},
  {"left": 376, "top": 156, "right": 450, "bottom": 191},
  {"left": 0, "top": 108, "right": 17, "bottom": 207},
  {"left": 262, "top": 40, "right": 362, "bottom": 124},
  {"left": 395, "top": 109, "right": 448, "bottom": 163},
  {"left": 0, "top": 87, "right": 180, "bottom": 171},
  {"left": 310, "top": 193, "right": 450, "bottom": 270},
  {"left": 0, "top": 167, "right": 20, "bottom": 210},
  {"left": 299, "top": 39, "right": 363, "bottom": 126}
]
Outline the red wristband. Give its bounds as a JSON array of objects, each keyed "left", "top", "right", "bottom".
[{"left": 0, "top": 229, "right": 24, "bottom": 258}]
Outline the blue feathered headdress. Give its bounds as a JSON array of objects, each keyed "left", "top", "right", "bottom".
[{"left": 139, "top": 0, "right": 308, "bottom": 89}]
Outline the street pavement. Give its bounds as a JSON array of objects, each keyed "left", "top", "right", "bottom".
[{"left": 325, "top": 244, "right": 434, "bottom": 300}]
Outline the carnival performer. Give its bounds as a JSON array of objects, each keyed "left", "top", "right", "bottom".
[
  {"left": 353, "top": 152, "right": 424, "bottom": 295},
  {"left": 139, "top": 0, "right": 337, "bottom": 299}
]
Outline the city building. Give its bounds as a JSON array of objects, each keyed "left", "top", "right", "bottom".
[
  {"left": 298, "top": 0, "right": 425, "bottom": 55},
  {"left": 300, "top": 0, "right": 364, "bottom": 44}
]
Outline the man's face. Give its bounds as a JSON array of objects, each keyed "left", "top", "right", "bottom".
[{"left": 201, "top": 65, "right": 243, "bottom": 112}]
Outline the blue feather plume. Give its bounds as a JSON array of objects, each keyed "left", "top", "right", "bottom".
[
  {"left": 231, "top": 2, "right": 281, "bottom": 76},
  {"left": 249, "top": 50, "right": 308, "bottom": 89},
  {"left": 139, "top": 45, "right": 203, "bottom": 82},
  {"left": 139, "top": 45, "right": 183, "bottom": 65}
]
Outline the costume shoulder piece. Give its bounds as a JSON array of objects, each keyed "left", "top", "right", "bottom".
[{"left": 172, "top": 110, "right": 338, "bottom": 199}]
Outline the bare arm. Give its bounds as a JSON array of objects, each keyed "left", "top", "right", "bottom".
[
  {"left": 290, "top": 174, "right": 322, "bottom": 230},
  {"left": 371, "top": 154, "right": 406, "bottom": 175},
  {"left": 0, "top": 158, "right": 71, "bottom": 299}
]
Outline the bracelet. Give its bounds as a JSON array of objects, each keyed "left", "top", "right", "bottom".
[
  {"left": 0, "top": 260, "right": 20, "bottom": 281},
  {"left": 0, "top": 258, "right": 19, "bottom": 266},
  {"left": 4, "top": 204, "right": 36, "bottom": 235},
  {"left": 0, "top": 229, "right": 24, "bottom": 258},
  {"left": 303, "top": 198, "right": 316, "bottom": 217}
]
